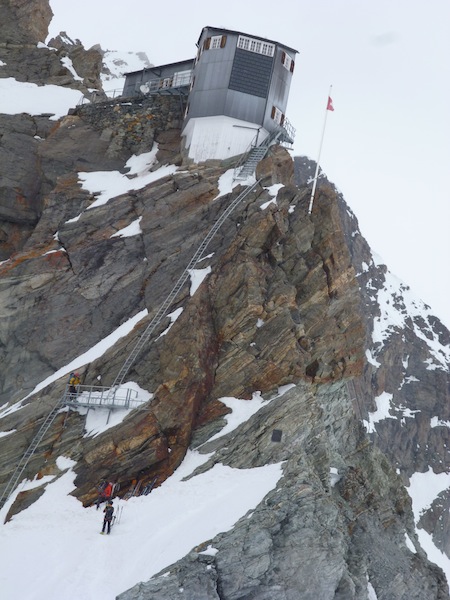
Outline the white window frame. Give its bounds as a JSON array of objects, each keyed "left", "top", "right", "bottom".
[
  {"left": 273, "top": 106, "right": 283, "bottom": 125},
  {"left": 210, "top": 35, "right": 223, "bottom": 49},
  {"left": 173, "top": 70, "right": 192, "bottom": 87},
  {"left": 237, "top": 35, "right": 275, "bottom": 57},
  {"left": 282, "top": 53, "right": 293, "bottom": 71}
]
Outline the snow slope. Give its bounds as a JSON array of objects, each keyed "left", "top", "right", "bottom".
[{"left": 0, "top": 423, "right": 283, "bottom": 600}]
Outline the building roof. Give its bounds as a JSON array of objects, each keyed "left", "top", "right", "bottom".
[
  {"left": 124, "top": 58, "right": 195, "bottom": 77},
  {"left": 197, "top": 26, "right": 299, "bottom": 55}
]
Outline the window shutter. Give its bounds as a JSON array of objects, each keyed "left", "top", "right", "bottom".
[
  {"left": 271, "top": 106, "right": 276, "bottom": 119},
  {"left": 290, "top": 60, "right": 295, "bottom": 73},
  {"left": 281, "top": 51, "right": 286, "bottom": 64},
  {"left": 220, "top": 35, "right": 227, "bottom": 48},
  {"left": 204, "top": 37, "right": 211, "bottom": 50}
]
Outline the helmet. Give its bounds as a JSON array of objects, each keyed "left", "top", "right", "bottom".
[{"left": 107, "top": 499, "right": 113, "bottom": 505}]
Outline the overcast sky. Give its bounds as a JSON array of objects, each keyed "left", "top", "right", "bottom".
[{"left": 48, "top": 0, "right": 450, "bottom": 328}]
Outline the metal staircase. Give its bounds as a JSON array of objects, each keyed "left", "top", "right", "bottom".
[
  {"left": 234, "top": 145, "right": 270, "bottom": 180},
  {"left": 0, "top": 177, "right": 262, "bottom": 511},
  {"left": 233, "top": 129, "right": 284, "bottom": 181}
]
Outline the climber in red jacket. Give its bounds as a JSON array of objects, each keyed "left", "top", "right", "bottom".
[{"left": 96, "top": 481, "right": 113, "bottom": 509}]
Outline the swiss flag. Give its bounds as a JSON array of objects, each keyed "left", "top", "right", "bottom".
[{"left": 327, "top": 96, "right": 334, "bottom": 111}]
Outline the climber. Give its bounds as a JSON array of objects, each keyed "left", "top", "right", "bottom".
[
  {"left": 96, "top": 481, "right": 113, "bottom": 509},
  {"left": 101, "top": 500, "right": 114, "bottom": 535},
  {"left": 68, "top": 372, "right": 81, "bottom": 396}
]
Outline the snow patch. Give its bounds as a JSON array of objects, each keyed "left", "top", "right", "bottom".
[
  {"left": 329, "top": 467, "right": 341, "bottom": 487},
  {"left": 0, "top": 429, "right": 16, "bottom": 438},
  {"left": 0, "top": 450, "right": 283, "bottom": 600},
  {"left": 363, "top": 392, "right": 395, "bottom": 433},
  {"left": 60, "top": 56, "right": 83, "bottom": 81},
  {"left": 0, "top": 77, "right": 82, "bottom": 120},
  {"left": 365, "top": 349, "right": 381, "bottom": 368},
  {"left": 405, "top": 533, "right": 417, "bottom": 553},
  {"left": 110, "top": 216, "right": 143, "bottom": 238},
  {"left": 407, "top": 467, "right": 450, "bottom": 523},
  {"left": 260, "top": 198, "right": 277, "bottom": 210},
  {"left": 188, "top": 266, "right": 211, "bottom": 295},
  {"left": 431, "top": 417, "right": 450, "bottom": 429},
  {"left": 158, "top": 308, "right": 184, "bottom": 339},
  {"left": 207, "top": 392, "right": 268, "bottom": 442},
  {"left": 79, "top": 147, "right": 177, "bottom": 210}
]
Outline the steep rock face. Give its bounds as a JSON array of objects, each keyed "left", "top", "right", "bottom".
[
  {"left": 0, "top": 9, "right": 114, "bottom": 259},
  {"left": 322, "top": 178, "right": 450, "bottom": 558},
  {"left": 119, "top": 382, "right": 448, "bottom": 600},
  {"left": 0, "top": 146, "right": 366, "bottom": 504},
  {"left": 1, "top": 139, "right": 449, "bottom": 599},
  {"left": 0, "top": 0, "right": 52, "bottom": 45}
]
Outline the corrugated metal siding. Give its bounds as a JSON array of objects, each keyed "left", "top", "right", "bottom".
[
  {"left": 226, "top": 90, "right": 266, "bottom": 124},
  {"left": 263, "top": 49, "right": 294, "bottom": 130},
  {"left": 228, "top": 49, "right": 273, "bottom": 98}
]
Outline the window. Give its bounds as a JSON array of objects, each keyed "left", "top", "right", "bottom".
[
  {"left": 271, "top": 106, "right": 284, "bottom": 125},
  {"left": 173, "top": 70, "right": 192, "bottom": 87},
  {"left": 281, "top": 51, "right": 295, "bottom": 73},
  {"left": 237, "top": 35, "right": 275, "bottom": 57},
  {"left": 203, "top": 35, "right": 227, "bottom": 50}
]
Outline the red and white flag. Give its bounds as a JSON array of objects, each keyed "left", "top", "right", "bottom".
[{"left": 327, "top": 96, "right": 334, "bottom": 111}]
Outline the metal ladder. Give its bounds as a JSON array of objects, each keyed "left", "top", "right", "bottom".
[
  {"left": 111, "top": 178, "right": 261, "bottom": 388},
  {"left": 0, "top": 398, "right": 66, "bottom": 510}
]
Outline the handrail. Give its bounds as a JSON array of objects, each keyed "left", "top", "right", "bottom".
[{"left": 63, "top": 385, "right": 143, "bottom": 410}]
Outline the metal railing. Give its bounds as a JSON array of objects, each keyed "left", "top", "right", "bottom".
[
  {"left": 135, "top": 71, "right": 192, "bottom": 95},
  {"left": 280, "top": 116, "right": 296, "bottom": 143},
  {"left": 62, "top": 385, "right": 144, "bottom": 410}
]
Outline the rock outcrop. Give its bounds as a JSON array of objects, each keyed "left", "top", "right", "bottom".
[
  {"left": 1, "top": 1, "right": 449, "bottom": 598},
  {"left": 119, "top": 383, "right": 447, "bottom": 600},
  {"left": 0, "top": 0, "right": 52, "bottom": 45}
]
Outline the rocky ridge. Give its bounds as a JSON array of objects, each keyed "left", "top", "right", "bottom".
[{"left": 0, "top": 2, "right": 449, "bottom": 598}]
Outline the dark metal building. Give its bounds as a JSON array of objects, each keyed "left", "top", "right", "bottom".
[{"left": 121, "top": 26, "right": 297, "bottom": 162}]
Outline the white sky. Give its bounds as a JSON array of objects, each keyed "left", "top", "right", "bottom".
[{"left": 46, "top": 0, "right": 450, "bottom": 328}]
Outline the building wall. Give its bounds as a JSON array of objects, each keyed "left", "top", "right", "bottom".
[
  {"left": 184, "top": 27, "right": 295, "bottom": 139},
  {"left": 123, "top": 60, "right": 194, "bottom": 97},
  {"left": 263, "top": 46, "right": 295, "bottom": 131},
  {"left": 182, "top": 115, "right": 269, "bottom": 163},
  {"left": 186, "top": 32, "right": 237, "bottom": 120}
]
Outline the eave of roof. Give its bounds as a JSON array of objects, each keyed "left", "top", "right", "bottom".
[
  {"left": 196, "top": 25, "right": 299, "bottom": 54},
  {"left": 124, "top": 58, "right": 195, "bottom": 77}
]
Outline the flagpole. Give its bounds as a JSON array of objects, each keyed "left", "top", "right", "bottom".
[{"left": 308, "top": 85, "right": 333, "bottom": 215}]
